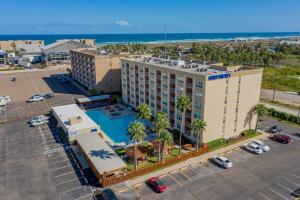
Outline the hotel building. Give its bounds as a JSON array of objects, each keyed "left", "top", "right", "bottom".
[
  {"left": 71, "top": 49, "right": 132, "bottom": 94},
  {"left": 121, "top": 57, "right": 263, "bottom": 144}
]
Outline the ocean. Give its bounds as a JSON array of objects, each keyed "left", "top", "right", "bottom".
[{"left": 0, "top": 32, "right": 300, "bottom": 45}]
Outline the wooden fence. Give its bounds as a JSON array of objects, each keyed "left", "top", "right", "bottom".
[{"left": 101, "top": 145, "right": 208, "bottom": 187}]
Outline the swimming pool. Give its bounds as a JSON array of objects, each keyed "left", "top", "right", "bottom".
[{"left": 86, "top": 109, "right": 137, "bottom": 143}]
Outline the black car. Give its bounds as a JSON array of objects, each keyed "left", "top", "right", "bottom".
[
  {"left": 99, "top": 188, "right": 119, "bottom": 200},
  {"left": 292, "top": 188, "right": 300, "bottom": 197},
  {"left": 43, "top": 93, "right": 54, "bottom": 99},
  {"left": 11, "top": 77, "right": 16, "bottom": 81},
  {"left": 268, "top": 125, "right": 282, "bottom": 133}
]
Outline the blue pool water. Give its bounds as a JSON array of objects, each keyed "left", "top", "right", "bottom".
[{"left": 86, "top": 109, "right": 137, "bottom": 143}]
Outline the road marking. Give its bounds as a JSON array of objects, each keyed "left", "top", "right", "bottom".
[
  {"left": 170, "top": 170, "right": 178, "bottom": 174},
  {"left": 226, "top": 150, "right": 233, "bottom": 154},
  {"left": 168, "top": 174, "right": 182, "bottom": 186},
  {"left": 50, "top": 158, "right": 74, "bottom": 166},
  {"left": 179, "top": 171, "right": 193, "bottom": 181},
  {"left": 276, "top": 182, "right": 293, "bottom": 192},
  {"left": 284, "top": 178, "right": 300, "bottom": 187},
  {"left": 160, "top": 174, "right": 167, "bottom": 178},
  {"left": 200, "top": 164, "right": 214, "bottom": 173},
  {"left": 293, "top": 174, "right": 300, "bottom": 179},
  {"left": 258, "top": 192, "right": 272, "bottom": 200},
  {"left": 54, "top": 170, "right": 80, "bottom": 178},
  {"left": 56, "top": 176, "right": 84, "bottom": 185},
  {"left": 72, "top": 193, "right": 93, "bottom": 200},
  {"left": 267, "top": 187, "right": 289, "bottom": 200},
  {"left": 58, "top": 185, "right": 87, "bottom": 195}
]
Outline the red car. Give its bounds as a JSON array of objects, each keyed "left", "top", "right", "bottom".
[
  {"left": 146, "top": 177, "right": 167, "bottom": 193},
  {"left": 272, "top": 134, "right": 291, "bottom": 144}
]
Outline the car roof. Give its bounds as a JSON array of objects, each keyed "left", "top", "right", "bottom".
[
  {"left": 252, "top": 139, "right": 263, "bottom": 145},
  {"left": 249, "top": 143, "right": 260, "bottom": 148},
  {"left": 216, "top": 156, "right": 229, "bottom": 161}
]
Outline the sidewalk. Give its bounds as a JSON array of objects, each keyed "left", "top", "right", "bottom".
[
  {"left": 125, "top": 131, "right": 269, "bottom": 188},
  {"left": 262, "top": 102, "right": 299, "bottom": 116}
]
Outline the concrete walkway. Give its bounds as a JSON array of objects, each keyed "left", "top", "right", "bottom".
[
  {"left": 262, "top": 102, "right": 300, "bottom": 116},
  {"left": 125, "top": 131, "right": 269, "bottom": 188}
]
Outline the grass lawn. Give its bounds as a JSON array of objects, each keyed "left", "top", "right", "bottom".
[{"left": 262, "top": 66, "right": 300, "bottom": 92}]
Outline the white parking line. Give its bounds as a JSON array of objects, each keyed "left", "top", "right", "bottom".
[
  {"left": 73, "top": 193, "right": 93, "bottom": 200},
  {"left": 168, "top": 174, "right": 183, "bottom": 186},
  {"left": 284, "top": 178, "right": 300, "bottom": 187},
  {"left": 267, "top": 187, "right": 289, "bottom": 200},
  {"left": 58, "top": 185, "right": 87, "bottom": 195},
  {"left": 293, "top": 174, "right": 300, "bottom": 179},
  {"left": 50, "top": 158, "right": 74, "bottom": 166},
  {"left": 54, "top": 170, "right": 81, "bottom": 178},
  {"left": 50, "top": 164, "right": 72, "bottom": 172},
  {"left": 56, "top": 176, "right": 84, "bottom": 186},
  {"left": 258, "top": 192, "right": 272, "bottom": 200},
  {"left": 276, "top": 182, "right": 293, "bottom": 192}
]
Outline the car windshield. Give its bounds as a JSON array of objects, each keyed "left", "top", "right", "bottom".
[
  {"left": 225, "top": 160, "right": 230, "bottom": 163},
  {"left": 156, "top": 179, "right": 165, "bottom": 186}
]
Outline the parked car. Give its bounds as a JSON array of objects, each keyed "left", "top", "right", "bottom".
[
  {"left": 28, "top": 94, "right": 44, "bottom": 102},
  {"left": 243, "top": 143, "right": 263, "bottom": 154},
  {"left": 212, "top": 156, "right": 232, "bottom": 168},
  {"left": 43, "top": 93, "right": 54, "bottom": 99},
  {"left": 30, "top": 115, "right": 49, "bottom": 122},
  {"left": 251, "top": 139, "right": 270, "bottom": 152},
  {"left": 294, "top": 133, "right": 300, "bottom": 137},
  {"left": 0, "top": 99, "right": 8, "bottom": 106},
  {"left": 99, "top": 188, "right": 119, "bottom": 200},
  {"left": 268, "top": 125, "right": 283, "bottom": 133},
  {"left": 292, "top": 188, "right": 300, "bottom": 198},
  {"left": 30, "top": 119, "right": 48, "bottom": 127},
  {"left": 11, "top": 77, "right": 16, "bottom": 81},
  {"left": 0, "top": 96, "right": 12, "bottom": 103},
  {"left": 272, "top": 134, "right": 291, "bottom": 144},
  {"left": 146, "top": 177, "right": 167, "bottom": 193}
]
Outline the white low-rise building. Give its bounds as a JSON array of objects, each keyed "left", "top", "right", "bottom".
[{"left": 51, "top": 104, "right": 100, "bottom": 142}]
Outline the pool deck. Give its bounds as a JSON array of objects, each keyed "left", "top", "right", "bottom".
[{"left": 98, "top": 104, "right": 135, "bottom": 119}]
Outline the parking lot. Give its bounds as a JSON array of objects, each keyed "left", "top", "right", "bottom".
[
  {"left": 0, "top": 70, "right": 84, "bottom": 123},
  {"left": 130, "top": 120, "right": 300, "bottom": 200},
  {"left": 0, "top": 70, "right": 96, "bottom": 199}
]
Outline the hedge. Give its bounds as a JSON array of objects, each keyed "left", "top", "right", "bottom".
[{"left": 268, "top": 108, "right": 300, "bottom": 125}]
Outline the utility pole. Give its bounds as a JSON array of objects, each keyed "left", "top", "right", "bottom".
[
  {"left": 164, "top": 24, "right": 167, "bottom": 57},
  {"left": 272, "top": 79, "right": 277, "bottom": 102}
]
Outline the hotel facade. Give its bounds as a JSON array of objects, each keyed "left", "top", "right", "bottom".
[
  {"left": 71, "top": 49, "right": 132, "bottom": 94},
  {"left": 121, "top": 57, "right": 263, "bottom": 144}
]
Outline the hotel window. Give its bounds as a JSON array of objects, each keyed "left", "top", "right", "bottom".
[
  {"left": 194, "top": 102, "right": 201, "bottom": 109},
  {"left": 177, "top": 115, "right": 182, "bottom": 120},
  {"left": 177, "top": 79, "right": 184, "bottom": 84},
  {"left": 163, "top": 108, "right": 168, "bottom": 113},
  {"left": 195, "top": 81, "right": 202, "bottom": 88},
  {"left": 194, "top": 112, "right": 201, "bottom": 119},
  {"left": 176, "top": 123, "right": 181, "bottom": 130}
]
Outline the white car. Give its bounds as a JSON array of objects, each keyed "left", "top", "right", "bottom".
[
  {"left": 251, "top": 139, "right": 270, "bottom": 152},
  {"left": 0, "top": 96, "right": 12, "bottom": 103},
  {"left": 30, "top": 115, "right": 49, "bottom": 122},
  {"left": 0, "top": 99, "right": 8, "bottom": 106},
  {"left": 30, "top": 119, "right": 48, "bottom": 127},
  {"left": 212, "top": 156, "right": 232, "bottom": 168},
  {"left": 28, "top": 95, "right": 44, "bottom": 102},
  {"left": 244, "top": 143, "right": 263, "bottom": 154}
]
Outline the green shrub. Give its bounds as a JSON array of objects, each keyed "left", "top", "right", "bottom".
[
  {"left": 268, "top": 108, "right": 300, "bottom": 125},
  {"left": 241, "top": 129, "right": 256, "bottom": 137}
]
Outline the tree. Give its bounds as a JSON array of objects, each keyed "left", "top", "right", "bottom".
[
  {"left": 127, "top": 121, "right": 146, "bottom": 169},
  {"left": 191, "top": 118, "right": 207, "bottom": 151},
  {"left": 137, "top": 103, "right": 151, "bottom": 124},
  {"left": 88, "top": 88, "right": 98, "bottom": 96},
  {"left": 153, "top": 111, "right": 170, "bottom": 161},
  {"left": 176, "top": 95, "right": 191, "bottom": 155},
  {"left": 158, "top": 129, "right": 173, "bottom": 160},
  {"left": 253, "top": 104, "right": 269, "bottom": 131}
]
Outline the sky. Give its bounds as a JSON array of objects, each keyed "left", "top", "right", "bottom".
[{"left": 1, "top": 0, "right": 300, "bottom": 34}]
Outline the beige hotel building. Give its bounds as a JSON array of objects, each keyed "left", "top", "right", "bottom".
[
  {"left": 121, "top": 57, "right": 263, "bottom": 144},
  {"left": 71, "top": 49, "right": 131, "bottom": 94}
]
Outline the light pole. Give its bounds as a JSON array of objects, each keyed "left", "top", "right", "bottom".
[{"left": 272, "top": 79, "right": 277, "bottom": 102}]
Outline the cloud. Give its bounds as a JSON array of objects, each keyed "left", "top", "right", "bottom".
[{"left": 115, "top": 20, "right": 131, "bottom": 27}]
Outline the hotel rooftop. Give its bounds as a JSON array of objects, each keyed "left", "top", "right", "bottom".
[{"left": 123, "top": 56, "right": 258, "bottom": 78}]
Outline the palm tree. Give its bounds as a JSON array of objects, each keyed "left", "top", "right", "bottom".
[
  {"left": 137, "top": 103, "right": 151, "bottom": 145},
  {"left": 137, "top": 103, "right": 151, "bottom": 124},
  {"left": 158, "top": 129, "right": 173, "bottom": 161},
  {"left": 252, "top": 104, "right": 269, "bottom": 131},
  {"left": 153, "top": 111, "right": 170, "bottom": 161},
  {"left": 191, "top": 118, "right": 207, "bottom": 151},
  {"left": 176, "top": 95, "right": 192, "bottom": 155},
  {"left": 127, "top": 121, "right": 146, "bottom": 169}
]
